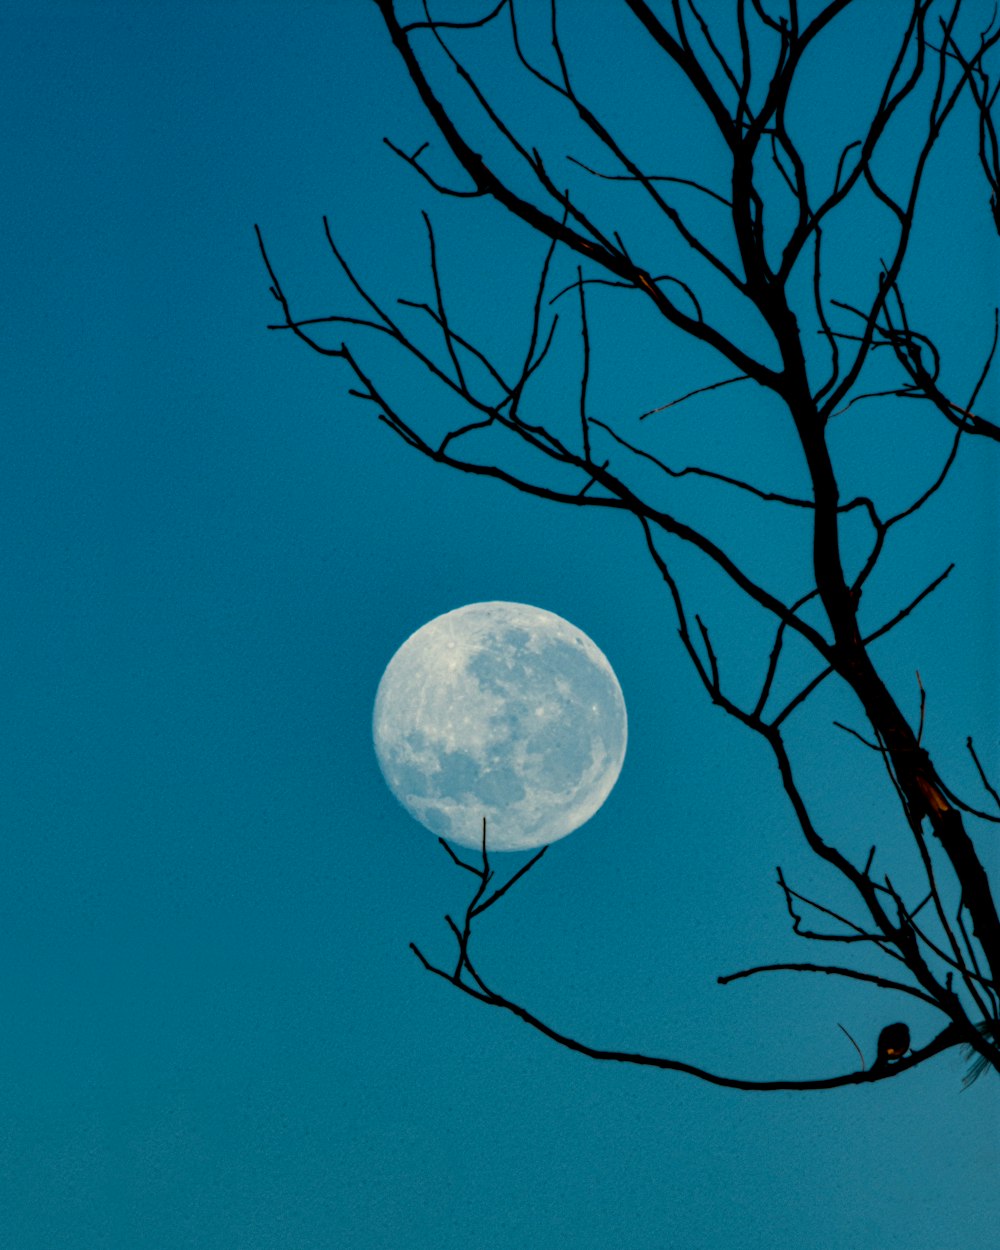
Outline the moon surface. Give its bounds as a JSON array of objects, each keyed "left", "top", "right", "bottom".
[{"left": 373, "top": 602, "right": 627, "bottom": 852}]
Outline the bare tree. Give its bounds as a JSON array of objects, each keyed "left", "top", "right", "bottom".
[{"left": 257, "top": 0, "right": 1000, "bottom": 1090}]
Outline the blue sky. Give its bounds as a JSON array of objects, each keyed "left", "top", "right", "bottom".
[{"left": 2, "top": 3, "right": 998, "bottom": 1247}]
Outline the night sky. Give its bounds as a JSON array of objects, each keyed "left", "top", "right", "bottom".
[{"left": 2, "top": 3, "right": 998, "bottom": 1247}]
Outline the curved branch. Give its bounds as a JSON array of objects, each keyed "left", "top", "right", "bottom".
[
  {"left": 717, "top": 961, "right": 940, "bottom": 1008},
  {"left": 402, "top": 0, "right": 507, "bottom": 35},
  {"left": 410, "top": 942, "right": 963, "bottom": 1090},
  {"left": 566, "top": 155, "right": 732, "bottom": 207},
  {"left": 383, "top": 137, "right": 486, "bottom": 197}
]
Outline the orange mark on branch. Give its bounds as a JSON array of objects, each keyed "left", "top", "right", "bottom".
[{"left": 915, "top": 774, "right": 951, "bottom": 816}]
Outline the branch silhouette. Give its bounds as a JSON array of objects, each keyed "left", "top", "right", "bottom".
[{"left": 262, "top": 0, "right": 1000, "bottom": 1089}]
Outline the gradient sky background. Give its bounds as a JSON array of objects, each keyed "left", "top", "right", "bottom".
[{"left": 3, "top": 2, "right": 999, "bottom": 1247}]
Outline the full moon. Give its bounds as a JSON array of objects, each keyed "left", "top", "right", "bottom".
[{"left": 373, "top": 602, "right": 627, "bottom": 852}]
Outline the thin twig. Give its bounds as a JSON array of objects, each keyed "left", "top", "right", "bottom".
[
  {"left": 639, "top": 374, "right": 751, "bottom": 420},
  {"left": 838, "top": 1023, "right": 867, "bottom": 1071},
  {"left": 968, "top": 737, "right": 1000, "bottom": 811}
]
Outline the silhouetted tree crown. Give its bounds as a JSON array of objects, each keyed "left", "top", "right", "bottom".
[{"left": 259, "top": 0, "right": 1000, "bottom": 1091}]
